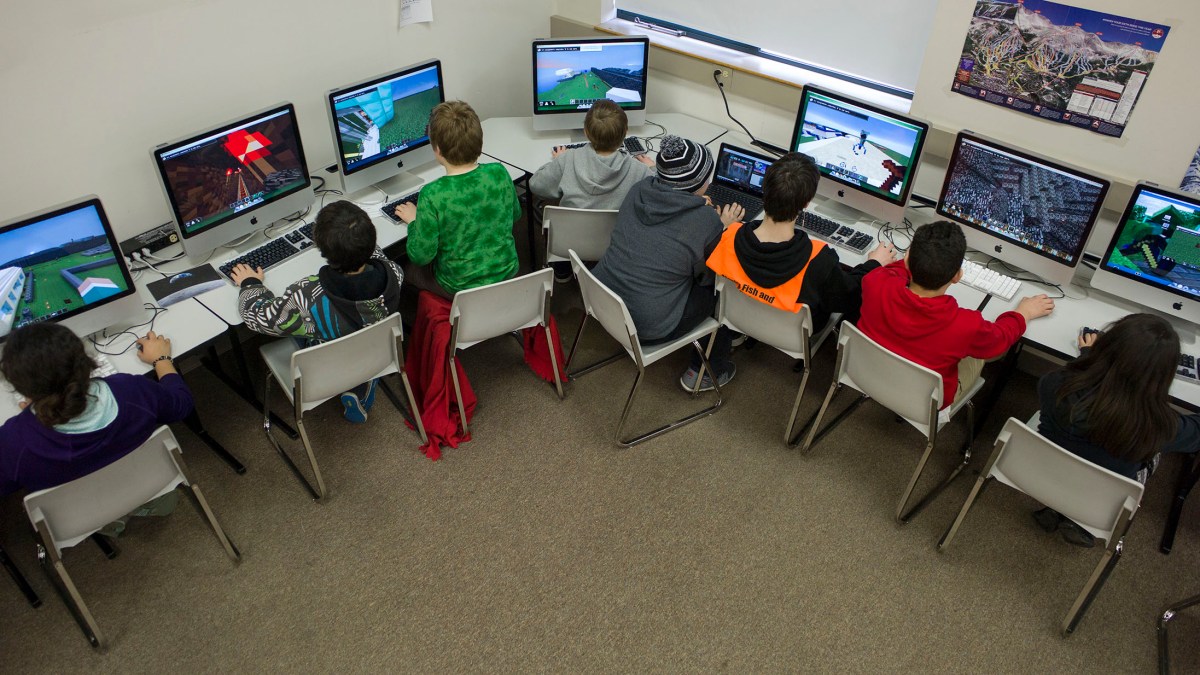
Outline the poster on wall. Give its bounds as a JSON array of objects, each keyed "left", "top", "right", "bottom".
[
  {"left": 1181, "top": 146, "right": 1200, "bottom": 196},
  {"left": 950, "top": 0, "right": 1169, "bottom": 138}
]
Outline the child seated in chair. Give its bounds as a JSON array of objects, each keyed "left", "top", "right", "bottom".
[
  {"left": 705, "top": 152, "right": 896, "bottom": 375},
  {"left": 1033, "top": 313, "right": 1200, "bottom": 547},
  {"left": 857, "top": 220, "right": 1054, "bottom": 408},
  {"left": 530, "top": 100, "right": 654, "bottom": 282},
  {"left": 230, "top": 200, "right": 404, "bottom": 423},
  {"left": 0, "top": 324, "right": 190, "bottom": 534},
  {"left": 393, "top": 100, "right": 522, "bottom": 299}
]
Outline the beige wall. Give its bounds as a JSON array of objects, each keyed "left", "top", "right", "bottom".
[{"left": 0, "top": 0, "right": 553, "bottom": 239}]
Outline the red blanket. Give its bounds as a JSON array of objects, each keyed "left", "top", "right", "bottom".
[{"left": 405, "top": 291, "right": 567, "bottom": 460}]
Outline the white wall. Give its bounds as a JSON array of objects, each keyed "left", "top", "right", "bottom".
[{"left": 0, "top": 0, "right": 552, "bottom": 240}]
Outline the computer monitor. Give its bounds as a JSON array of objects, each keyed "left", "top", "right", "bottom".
[
  {"left": 936, "top": 132, "right": 1109, "bottom": 287},
  {"left": 788, "top": 85, "right": 928, "bottom": 225},
  {"left": 152, "top": 103, "right": 314, "bottom": 258},
  {"left": 327, "top": 59, "right": 445, "bottom": 198},
  {"left": 0, "top": 196, "right": 141, "bottom": 342},
  {"left": 532, "top": 36, "right": 649, "bottom": 132},
  {"left": 1091, "top": 182, "right": 1200, "bottom": 331}
]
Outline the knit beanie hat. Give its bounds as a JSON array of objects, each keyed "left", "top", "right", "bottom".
[{"left": 656, "top": 135, "right": 714, "bottom": 192}]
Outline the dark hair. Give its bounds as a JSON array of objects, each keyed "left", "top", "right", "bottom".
[
  {"left": 1055, "top": 313, "right": 1180, "bottom": 462},
  {"left": 428, "top": 100, "right": 482, "bottom": 165},
  {"left": 0, "top": 323, "right": 97, "bottom": 427},
  {"left": 584, "top": 100, "right": 628, "bottom": 153},
  {"left": 313, "top": 201, "right": 376, "bottom": 273},
  {"left": 907, "top": 221, "right": 966, "bottom": 289},
  {"left": 762, "top": 152, "right": 819, "bottom": 222}
]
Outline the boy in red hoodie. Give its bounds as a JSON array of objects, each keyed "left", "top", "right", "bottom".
[{"left": 857, "top": 221, "right": 1054, "bottom": 407}]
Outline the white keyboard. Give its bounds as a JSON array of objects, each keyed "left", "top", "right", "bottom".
[
  {"left": 959, "top": 259, "right": 1021, "bottom": 301},
  {"left": 8, "top": 353, "right": 117, "bottom": 408}
]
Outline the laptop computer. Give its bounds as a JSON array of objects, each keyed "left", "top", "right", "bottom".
[{"left": 705, "top": 143, "right": 776, "bottom": 218}]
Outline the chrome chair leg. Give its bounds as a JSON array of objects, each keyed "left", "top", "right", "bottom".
[
  {"left": 1062, "top": 537, "right": 1124, "bottom": 636},
  {"left": 565, "top": 314, "right": 625, "bottom": 379},
  {"left": 897, "top": 403, "right": 976, "bottom": 524},
  {"left": 615, "top": 340, "right": 723, "bottom": 447},
  {"left": 937, "top": 477, "right": 994, "bottom": 550},
  {"left": 262, "top": 374, "right": 322, "bottom": 501},
  {"left": 398, "top": 369, "right": 428, "bottom": 444},
  {"left": 294, "top": 416, "right": 328, "bottom": 500},
  {"left": 36, "top": 522, "right": 104, "bottom": 649},
  {"left": 544, "top": 323, "right": 565, "bottom": 400},
  {"left": 449, "top": 353, "right": 469, "bottom": 437},
  {"left": 784, "top": 361, "right": 811, "bottom": 447},
  {"left": 171, "top": 447, "right": 241, "bottom": 561},
  {"left": 801, "top": 386, "right": 868, "bottom": 454},
  {"left": 1159, "top": 592, "right": 1200, "bottom": 674}
]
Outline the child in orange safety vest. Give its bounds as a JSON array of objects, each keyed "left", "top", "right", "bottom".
[{"left": 704, "top": 152, "right": 897, "bottom": 373}]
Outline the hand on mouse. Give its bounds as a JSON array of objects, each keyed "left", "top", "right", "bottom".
[
  {"left": 868, "top": 242, "right": 899, "bottom": 266},
  {"left": 1016, "top": 294, "right": 1054, "bottom": 322},
  {"left": 136, "top": 331, "right": 172, "bottom": 364},
  {"left": 1078, "top": 328, "right": 1100, "bottom": 349}
]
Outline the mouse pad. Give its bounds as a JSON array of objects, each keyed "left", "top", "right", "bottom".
[{"left": 146, "top": 264, "right": 225, "bottom": 307}]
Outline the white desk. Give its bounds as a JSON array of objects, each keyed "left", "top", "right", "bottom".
[{"left": 480, "top": 113, "right": 728, "bottom": 177}]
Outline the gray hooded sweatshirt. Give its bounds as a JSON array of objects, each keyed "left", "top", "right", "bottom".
[
  {"left": 529, "top": 145, "right": 654, "bottom": 210},
  {"left": 593, "top": 177, "right": 723, "bottom": 341}
]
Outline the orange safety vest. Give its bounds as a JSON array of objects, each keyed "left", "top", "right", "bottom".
[{"left": 705, "top": 222, "right": 826, "bottom": 313}]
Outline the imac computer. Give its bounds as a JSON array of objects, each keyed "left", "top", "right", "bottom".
[
  {"left": 788, "top": 85, "right": 929, "bottom": 225},
  {"left": 152, "top": 103, "right": 314, "bottom": 259},
  {"left": 532, "top": 36, "right": 650, "bottom": 132},
  {"left": 1092, "top": 182, "right": 1200, "bottom": 335},
  {"left": 936, "top": 132, "right": 1109, "bottom": 287},
  {"left": 0, "top": 196, "right": 140, "bottom": 341},
  {"left": 327, "top": 59, "right": 445, "bottom": 199}
]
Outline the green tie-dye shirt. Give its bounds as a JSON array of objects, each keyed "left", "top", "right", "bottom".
[{"left": 406, "top": 162, "right": 521, "bottom": 294}]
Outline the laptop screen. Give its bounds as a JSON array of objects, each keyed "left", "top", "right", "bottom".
[{"left": 714, "top": 144, "right": 774, "bottom": 197}]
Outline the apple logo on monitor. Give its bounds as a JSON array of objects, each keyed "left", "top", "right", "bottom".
[
  {"left": 994, "top": 245, "right": 1003, "bottom": 253},
  {"left": 1174, "top": 302, "right": 1184, "bottom": 310},
  {"left": 838, "top": 189, "right": 845, "bottom": 198}
]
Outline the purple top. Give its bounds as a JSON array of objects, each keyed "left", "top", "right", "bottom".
[{"left": 0, "top": 373, "right": 193, "bottom": 495}]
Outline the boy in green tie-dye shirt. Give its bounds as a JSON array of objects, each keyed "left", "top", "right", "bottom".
[{"left": 395, "top": 100, "right": 520, "bottom": 298}]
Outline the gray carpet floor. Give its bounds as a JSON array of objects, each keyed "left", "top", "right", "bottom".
[{"left": 2, "top": 285, "right": 1199, "bottom": 673}]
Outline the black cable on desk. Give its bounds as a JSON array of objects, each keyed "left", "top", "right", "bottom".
[{"left": 90, "top": 304, "right": 170, "bottom": 356}]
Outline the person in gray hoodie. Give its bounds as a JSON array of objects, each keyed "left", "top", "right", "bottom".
[
  {"left": 530, "top": 101, "right": 655, "bottom": 281},
  {"left": 593, "top": 135, "right": 744, "bottom": 391}
]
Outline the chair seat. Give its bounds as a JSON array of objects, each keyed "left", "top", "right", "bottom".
[{"left": 639, "top": 317, "right": 721, "bottom": 368}]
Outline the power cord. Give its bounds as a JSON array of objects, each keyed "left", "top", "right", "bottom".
[
  {"left": 90, "top": 304, "right": 169, "bottom": 356},
  {"left": 711, "top": 70, "right": 786, "bottom": 156}
]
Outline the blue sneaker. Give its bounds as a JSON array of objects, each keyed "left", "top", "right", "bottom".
[
  {"left": 361, "top": 378, "right": 379, "bottom": 412},
  {"left": 340, "top": 392, "right": 367, "bottom": 423}
]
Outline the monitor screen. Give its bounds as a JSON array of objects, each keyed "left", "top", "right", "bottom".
[
  {"left": 533, "top": 37, "right": 649, "bottom": 115},
  {"left": 0, "top": 198, "right": 135, "bottom": 340},
  {"left": 329, "top": 60, "right": 444, "bottom": 176},
  {"left": 937, "top": 133, "right": 1108, "bottom": 268},
  {"left": 789, "top": 86, "right": 927, "bottom": 207},
  {"left": 153, "top": 104, "right": 311, "bottom": 241},
  {"left": 1098, "top": 184, "right": 1200, "bottom": 305},
  {"left": 713, "top": 144, "right": 772, "bottom": 198}
]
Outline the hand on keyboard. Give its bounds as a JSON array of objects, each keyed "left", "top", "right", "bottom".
[
  {"left": 229, "top": 263, "right": 265, "bottom": 287},
  {"left": 393, "top": 200, "right": 417, "bottom": 224},
  {"left": 717, "top": 202, "right": 745, "bottom": 226}
]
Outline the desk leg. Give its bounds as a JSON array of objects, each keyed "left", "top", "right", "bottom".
[
  {"left": 519, "top": 172, "right": 539, "bottom": 270},
  {"left": 183, "top": 409, "right": 246, "bottom": 475},
  {"left": 201, "top": 331, "right": 298, "bottom": 440},
  {"left": 1, "top": 543, "right": 41, "bottom": 608},
  {"left": 1161, "top": 454, "right": 1200, "bottom": 554}
]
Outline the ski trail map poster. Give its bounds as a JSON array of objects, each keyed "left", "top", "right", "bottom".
[{"left": 951, "top": 0, "right": 1169, "bottom": 138}]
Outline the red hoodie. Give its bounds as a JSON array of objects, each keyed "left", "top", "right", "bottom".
[{"left": 857, "top": 261, "right": 1026, "bottom": 407}]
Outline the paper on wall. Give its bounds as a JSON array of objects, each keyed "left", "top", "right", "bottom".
[
  {"left": 399, "top": 0, "right": 432, "bottom": 28},
  {"left": 1181, "top": 146, "right": 1200, "bottom": 196}
]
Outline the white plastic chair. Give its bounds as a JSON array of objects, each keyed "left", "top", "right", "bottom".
[
  {"left": 261, "top": 313, "right": 425, "bottom": 500},
  {"left": 543, "top": 206, "right": 618, "bottom": 266},
  {"left": 938, "top": 415, "right": 1144, "bottom": 637},
  {"left": 801, "top": 322, "right": 983, "bottom": 522},
  {"left": 569, "top": 250, "right": 723, "bottom": 446},
  {"left": 448, "top": 268, "right": 564, "bottom": 437},
  {"left": 714, "top": 275, "right": 841, "bottom": 446},
  {"left": 23, "top": 425, "right": 240, "bottom": 649}
]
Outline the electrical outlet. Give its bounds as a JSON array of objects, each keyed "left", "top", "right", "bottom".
[
  {"left": 716, "top": 68, "right": 731, "bottom": 81},
  {"left": 119, "top": 222, "right": 178, "bottom": 256}
]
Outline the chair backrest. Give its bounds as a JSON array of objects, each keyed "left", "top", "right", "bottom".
[
  {"left": 836, "top": 322, "right": 943, "bottom": 434},
  {"left": 570, "top": 250, "right": 640, "bottom": 360},
  {"left": 544, "top": 206, "right": 619, "bottom": 263},
  {"left": 715, "top": 276, "right": 812, "bottom": 360},
  {"left": 449, "top": 268, "right": 553, "bottom": 350},
  {"left": 24, "top": 426, "right": 185, "bottom": 555},
  {"left": 989, "top": 417, "right": 1144, "bottom": 544},
  {"left": 292, "top": 313, "right": 403, "bottom": 405}
]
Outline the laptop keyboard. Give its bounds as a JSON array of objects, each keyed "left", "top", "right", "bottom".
[
  {"left": 796, "top": 211, "right": 873, "bottom": 254},
  {"left": 1179, "top": 353, "right": 1199, "bottom": 384},
  {"left": 706, "top": 184, "right": 763, "bottom": 218}
]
